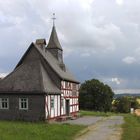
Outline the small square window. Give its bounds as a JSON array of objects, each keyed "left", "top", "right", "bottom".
[
  {"left": 19, "top": 98, "right": 28, "bottom": 110},
  {"left": 0, "top": 98, "right": 9, "bottom": 109}
]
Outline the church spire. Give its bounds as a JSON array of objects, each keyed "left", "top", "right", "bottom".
[
  {"left": 47, "top": 14, "right": 63, "bottom": 63},
  {"left": 47, "top": 13, "right": 63, "bottom": 51},
  {"left": 52, "top": 13, "right": 56, "bottom": 27}
]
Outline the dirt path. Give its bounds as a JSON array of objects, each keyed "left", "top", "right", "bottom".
[
  {"left": 75, "top": 116, "right": 124, "bottom": 140},
  {"left": 61, "top": 116, "right": 104, "bottom": 125}
]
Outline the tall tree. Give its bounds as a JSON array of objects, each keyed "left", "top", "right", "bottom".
[
  {"left": 79, "top": 79, "right": 114, "bottom": 112},
  {"left": 113, "top": 97, "right": 139, "bottom": 113},
  {"left": 113, "top": 97, "right": 131, "bottom": 113}
]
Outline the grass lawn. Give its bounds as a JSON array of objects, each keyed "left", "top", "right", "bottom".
[
  {"left": 0, "top": 121, "right": 85, "bottom": 140},
  {"left": 122, "top": 114, "right": 140, "bottom": 140},
  {"left": 80, "top": 110, "right": 117, "bottom": 116}
]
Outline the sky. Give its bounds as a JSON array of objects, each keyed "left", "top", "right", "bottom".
[{"left": 0, "top": 0, "right": 140, "bottom": 94}]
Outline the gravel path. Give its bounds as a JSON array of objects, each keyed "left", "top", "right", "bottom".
[
  {"left": 62, "top": 116, "right": 104, "bottom": 125},
  {"left": 75, "top": 116, "right": 124, "bottom": 140}
]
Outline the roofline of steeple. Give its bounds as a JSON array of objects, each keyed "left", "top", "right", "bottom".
[{"left": 47, "top": 25, "right": 63, "bottom": 51}]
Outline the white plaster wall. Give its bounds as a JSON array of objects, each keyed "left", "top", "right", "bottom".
[
  {"left": 57, "top": 96, "right": 60, "bottom": 116},
  {"left": 61, "top": 98, "right": 66, "bottom": 115},
  {"left": 45, "top": 95, "right": 61, "bottom": 119},
  {"left": 45, "top": 96, "right": 48, "bottom": 119},
  {"left": 61, "top": 80, "right": 79, "bottom": 114}
]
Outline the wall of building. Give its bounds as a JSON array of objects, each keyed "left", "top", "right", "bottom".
[
  {"left": 61, "top": 81, "right": 79, "bottom": 116},
  {"left": 0, "top": 94, "right": 45, "bottom": 121},
  {"left": 45, "top": 95, "right": 61, "bottom": 119}
]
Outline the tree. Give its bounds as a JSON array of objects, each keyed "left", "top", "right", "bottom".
[
  {"left": 130, "top": 97, "right": 139, "bottom": 109},
  {"left": 113, "top": 97, "right": 139, "bottom": 113},
  {"left": 79, "top": 79, "right": 114, "bottom": 112},
  {"left": 114, "top": 97, "right": 131, "bottom": 113}
]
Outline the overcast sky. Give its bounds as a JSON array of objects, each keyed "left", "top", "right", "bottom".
[{"left": 0, "top": 0, "right": 140, "bottom": 93}]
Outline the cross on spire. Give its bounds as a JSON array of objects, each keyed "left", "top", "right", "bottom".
[{"left": 52, "top": 13, "right": 56, "bottom": 26}]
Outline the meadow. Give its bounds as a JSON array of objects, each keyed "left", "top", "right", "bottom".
[
  {"left": 122, "top": 114, "right": 140, "bottom": 140},
  {"left": 0, "top": 121, "right": 85, "bottom": 140},
  {"left": 0, "top": 111, "right": 140, "bottom": 140}
]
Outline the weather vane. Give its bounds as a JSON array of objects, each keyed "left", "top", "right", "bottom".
[{"left": 52, "top": 13, "right": 56, "bottom": 26}]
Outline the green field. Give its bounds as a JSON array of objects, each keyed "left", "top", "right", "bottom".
[
  {"left": 0, "top": 112, "right": 140, "bottom": 140},
  {"left": 0, "top": 121, "right": 85, "bottom": 140},
  {"left": 122, "top": 115, "right": 140, "bottom": 140}
]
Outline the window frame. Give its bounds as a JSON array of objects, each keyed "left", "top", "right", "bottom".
[
  {"left": 19, "top": 98, "right": 28, "bottom": 110},
  {"left": 61, "top": 98, "right": 64, "bottom": 108},
  {"left": 0, "top": 98, "right": 9, "bottom": 110},
  {"left": 50, "top": 96, "right": 54, "bottom": 109}
]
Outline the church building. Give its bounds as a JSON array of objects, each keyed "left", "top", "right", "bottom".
[{"left": 0, "top": 23, "right": 79, "bottom": 121}]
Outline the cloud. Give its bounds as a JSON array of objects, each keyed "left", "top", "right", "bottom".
[
  {"left": 63, "top": 47, "right": 74, "bottom": 58},
  {"left": 0, "top": 12, "right": 15, "bottom": 28},
  {"left": 111, "top": 78, "right": 121, "bottom": 85},
  {"left": 116, "top": 0, "right": 123, "bottom": 5},
  {"left": 122, "top": 56, "right": 136, "bottom": 64},
  {"left": 0, "top": 73, "right": 8, "bottom": 78},
  {"left": 80, "top": 52, "right": 90, "bottom": 57},
  {"left": 1, "top": 0, "right": 140, "bottom": 92},
  {"left": 114, "top": 89, "right": 140, "bottom": 94}
]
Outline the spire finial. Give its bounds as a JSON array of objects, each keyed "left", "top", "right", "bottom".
[{"left": 52, "top": 13, "right": 56, "bottom": 26}]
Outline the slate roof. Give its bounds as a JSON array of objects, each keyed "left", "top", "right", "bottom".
[
  {"left": 0, "top": 45, "right": 61, "bottom": 94},
  {"left": 47, "top": 26, "right": 63, "bottom": 50},
  {"left": 0, "top": 25, "right": 79, "bottom": 94},
  {"left": 35, "top": 44, "right": 79, "bottom": 83}
]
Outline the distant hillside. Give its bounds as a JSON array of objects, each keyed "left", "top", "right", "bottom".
[{"left": 114, "top": 93, "right": 140, "bottom": 98}]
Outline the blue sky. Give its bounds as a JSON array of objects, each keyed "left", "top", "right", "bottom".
[{"left": 0, "top": 0, "right": 140, "bottom": 94}]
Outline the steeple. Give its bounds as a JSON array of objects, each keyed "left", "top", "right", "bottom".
[
  {"left": 47, "top": 25, "right": 63, "bottom": 51},
  {"left": 47, "top": 13, "right": 63, "bottom": 63}
]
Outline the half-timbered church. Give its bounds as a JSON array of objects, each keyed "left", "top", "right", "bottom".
[{"left": 0, "top": 22, "right": 79, "bottom": 121}]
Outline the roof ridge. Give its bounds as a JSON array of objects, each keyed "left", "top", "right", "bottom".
[{"left": 34, "top": 43, "right": 79, "bottom": 83}]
